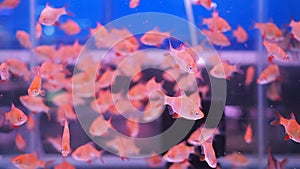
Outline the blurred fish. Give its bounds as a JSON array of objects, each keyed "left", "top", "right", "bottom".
[
  {"left": 245, "top": 66, "right": 255, "bottom": 86},
  {"left": 263, "top": 40, "right": 290, "bottom": 62},
  {"left": 39, "top": 3, "right": 68, "bottom": 26},
  {"left": 198, "top": 84, "right": 210, "bottom": 99},
  {"left": 233, "top": 25, "right": 248, "bottom": 43},
  {"left": 266, "top": 148, "right": 287, "bottom": 169},
  {"left": 254, "top": 22, "right": 283, "bottom": 42},
  {"left": 34, "top": 45, "right": 56, "bottom": 61},
  {"left": 35, "top": 23, "right": 42, "bottom": 39},
  {"left": 16, "top": 30, "right": 32, "bottom": 49},
  {"left": 0, "top": 0, "right": 20, "bottom": 9},
  {"left": 161, "top": 67, "right": 184, "bottom": 82},
  {"left": 59, "top": 19, "right": 81, "bottom": 35},
  {"left": 106, "top": 137, "right": 140, "bottom": 159},
  {"left": 47, "top": 136, "right": 61, "bottom": 152},
  {"left": 163, "top": 142, "right": 194, "bottom": 163},
  {"left": 290, "top": 19, "right": 300, "bottom": 41},
  {"left": 52, "top": 91, "right": 85, "bottom": 107},
  {"left": 190, "top": 0, "right": 213, "bottom": 10},
  {"left": 256, "top": 64, "right": 280, "bottom": 85},
  {"left": 40, "top": 61, "right": 69, "bottom": 79},
  {"left": 128, "top": 83, "right": 148, "bottom": 101},
  {"left": 244, "top": 124, "right": 253, "bottom": 144},
  {"left": 61, "top": 120, "right": 71, "bottom": 157},
  {"left": 57, "top": 104, "right": 77, "bottom": 125},
  {"left": 267, "top": 82, "right": 282, "bottom": 101},
  {"left": 143, "top": 101, "right": 164, "bottom": 122},
  {"left": 202, "top": 11, "right": 231, "bottom": 32},
  {"left": 169, "top": 161, "right": 190, "bottom": 169},
  {"left": 126, "top": 117, "right": 139, "bottom": 137},
  {"left": 11, "top": 153, "right": 51, "bottom": 169},
  {"left": 210, "top": 61, "right": 243, "bottom": 79},
  {"left": 188, "top": 127, "right": 219, "bottom": 146},
  {"left": 6, "top": 59, "right": 30, "bottom": 81},
  {"left": 19, "top": 95, "right": 50, "bottom": 119},
  {"left": 129, "top": 0, "right": 139, "bottom": 8},
  {"left": 96, "top": 69, "right": 115, "bottom": 89},
  {"left": 145, "top": 154, "right": 163, "bottom": 168},
  {"left": 0, "top": 62, "right": 10, "bottom": 80},
  {"left": 28, "top": 66, "right": 45, "bottom": 97},
  {"left": 56, "top": 40, "right": 83, "bottom": 63},
  {"left": 15, "top": 133, "right": 26, "bottom": 151},
  {"left": 140, "top": 27, "right": 170, "bottom": 47},
  {"left": 54, "top": 160, "right": 75, "bottom": 169},
  {"left": 71, "top": 142, "right": 104, "bottom": 163},
  {"left": 26, "top": 114, "right": 35, "bottom": 131},
  {"left": 89, "top": 115, "right": 113, "bottom": 137},
  {"left": 223, "top": 152, "right": 249, "bottom": 168},
  {"left": 173, "top": 73, "right": 199, "bottom": 92},
  {"left": 202, "top": 29, "right": 231, "bottom": 47},
  {"left": 145, "top": 77, "right": 164, "bottom": 96},
  {"left": 4, "top": 103, "right": 28, "bottom": 127},
  {"left": 271, "top": 112, "right": 300, "bottom": 143},
  {"left": 201, "top": 137, "right": 217, "bottom": 168}
]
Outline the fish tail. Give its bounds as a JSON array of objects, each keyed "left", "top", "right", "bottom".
[
  {"left": 234, "top": 63, "right": 244, "bottom": 75},
  {"left": 270, "top": 111, "right": 282, "bottom": 125}
]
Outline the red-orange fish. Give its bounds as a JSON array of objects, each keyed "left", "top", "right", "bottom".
[
  {"left": 71, "top": 143, "right": 104, "bottom": 163},
  {"left": 140, "top": 27, "right": 170, "bottom": 47},
  {"left": 263, "top": 40, "right": 290, "bottom": 62},
  {"left": 266, "top": 82, "right": 282, "bottom": 101},
  {"left": 266, "top": 148, "right": 287, "bottom": 169},
  {"left": 203, "top": 11, "right": 231, "bottom": 32},
  {"left": 145, "top": 154, "right": 163, "bottom": 168},
  {"left": 61, "top": 120, "right": 71, "bottom": 157},
  {"left": 16, "top": 30, "right": 32, "bottom": 49},
  {"left": 256, "top": 64, "right": 280, "bottom": 85},
  {"left": 0, "top": 0, "right": 20, "bottom": 9},
  {"left": 245, "top": 66, "right": 255, "bottom": 86},
  {"left": 59, "top": 19, "right": 81, "bottom": 35},
  {"left": 6, "top": 59, "right": 30, "bottom": 81},
  {"left": 244, "top": 124, "right": 253, "bottom": 144},
  {"left": 202, "top": 29, "right": 231, "bottom": 47},
  {"left": 28, "top": 67, "right": 45, "bottom": 97},
  {"left": 11, "top": 153, "right": 49, "bottom": 169},
  {"left": 290, "top": 19, "right": 300, "bottom": 41},
  {"left": 163, "top": 142, "right": 194, "bottom": 163},
  {"left": 89, "top": 115, "right": 113, "bottom": 137},
  {"left": 5, "top": 103, "right": 28, "bottom": 127},
  {"left": 233, "top": 25, "right": 248, "bottom": 43},
  {"left": 35, "top": 23, "right": 42, "bottom": 39},
  {"left": 54, "top": 160, "right": 75, "bottom": 169},
  {"left": 129, "top": 0, "right": 139, "bottom": 8},
  {"left": 254, "top": 22, "right": 283, "bottom": 42},
  {"left": 15, "top": 133, "right": 26, "bottom": 151},
  {"left": 26, "top": 114, "right": 35, "bottom": 131}
]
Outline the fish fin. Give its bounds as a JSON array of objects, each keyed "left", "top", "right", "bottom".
[
  {"left": 275, "top": 76, "right": 281, "bottom": 81},
  {"left": 40, "top": 90, "right": 45, "bottom": 96},
  {"left": 120, "top": 156, "right": 128, "bottom": 160},
  {"left": 281, "top": 158, "right": 288, "bottom": 165},
  {"left": 284, "top": 134, "right": 290, "bottom": 140},
  {"left": 172, "top": 113, "right": 181, "bottom": 119},
  {"left": 53, "top": 21, "right": 60, "bottom": 27},
  {"left": 115, "top": 52, "right": 122, "bottom": 57},
  {"left": 199, "top": 154, "right": 205, "bottom": 161},
  {"left": 234, "top": 63, "right": 244, "bottom": 75},
  {"left": 11, "top": 125, "right": 19, "bottom": 129},
  {"left": 268, "top": 55, "right": 275, "bottom": 63},
  {"left": 290, "top": 112, "right": 296, "bottom": 119},
  {"left": 226, "top": 76, "right": 231, "bottom": 80}
]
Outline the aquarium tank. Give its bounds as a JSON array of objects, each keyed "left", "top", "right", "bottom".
[{"left": 0, "top": 0, "right": 300, "bottom": 169}]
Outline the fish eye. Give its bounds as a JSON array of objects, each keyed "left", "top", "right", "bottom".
[
  {"left": 43, "top": 17, "right": 47, "bottom": 21},
  {"left": 14, "top": 159, "right": 20, "bottom": 164},
  {"left": 19, "top": 116, "right": 23, "bottom": 121},
  {"left": 76, "top": 152, "right": 81, "bottom": 157},
  {"left": 195, "top": 112, "right": 199, "bottom": 116}
]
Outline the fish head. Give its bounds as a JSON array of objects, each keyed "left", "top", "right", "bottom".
[
  {"left": 28, "top": 88, "right": 39, "bottom": 97},
  {"left": 16, "top": 112, "right": 28, "bottom": 126},
  {"left": 39, "top": 15, "right": 51, "bottom": 26},
  {"left": 61, "top": 146, "right": 70, "bottom": 157},
  {"left": 190, "top": 108, "right": 204, "bottom": 120},
  {"left": 210, "top": 65, "right": 226, "bottom": 78},
  {"left": 186, "top": 63, "right": 197, "bottom": 73},
  {"left": 11, "top": 156, "right": 23, "bottom": 167},
  {"left": 71, "top": 150, "right": 82, "bottom": 161},
  {"left": 162, "top": 152, "right": 175, "bottom": 162}
]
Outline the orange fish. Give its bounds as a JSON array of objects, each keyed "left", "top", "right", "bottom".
[
  {"left": 271, "top": 112, "right": 300, "bottom": 143},
  {"left": 89, "top": 115, "right": 113, "bottom": 137},
  {"left": 254, "top": 22, "right": 283, "bottom": 42},
  {"left": 56, "top": 40, "right": 83, "bottom": 63},
  {"left": 224, "top": 152, "right": 249, "bottom": 167},
  {"left": 245, "top": 66, "right": 255, "bottom": 86},
  {"left": 6, "top": 59, "right": 30, "bottom": 81},
  {"left": 19, "top": 95, "right": 50, "bottom": 119},
  {"left": 173, "top": 73, "right": 199, "bottom": 93},
  {"left": 169, "top": 43, "right": 198, "bottom": 73},
  {"left": 140, "top": 27, "right": 170, "bottom": 46},
  {"left": 26, "top": 114, "right": 35, "bottom": 131},
  {"left": 267, "top": 82, "right": 282, "bottom": 101},
  {"left": 202, "top": 29, "right": 231, "bottom": 46},
  {"left": 129, "top": 0, "right": 139, "bottom": 8},
  {"left": 47, "top": 136, "right": 61, "bottom": 152},
  {"left": 16, "top": 30, "right": 32, "bottom": 49},
  {"left": 143, "top": 101, "right": 165, "bottom": 122},
  {"left": 202, "top": 11, "right": 231, "bottom": 32},
  {"left": 289, "top": 19, "right": 300, "bottom": 41},
  {"left": 233, "top": 25, "right": 248, "bottom": 43},
  {"left": 256, "top": 64, "right": 280, "bottom": 85},
  {"left": 59, "top": 19, "right": 81, "bottom": 35},
  {"left": 61, "top": 120, "right": 71, "bottom": 157},
  {"left": 191, "top": 0, "right": 213, "bottom": 9},
  {"left": 15, "top": 133, "right": 26, "bottom": 151},
  {"left": 210, "top": 61, "right": 243, "bottom": 79},
  {"left": 0, "top": 62, "right": 10, "bottom": 80},
  {"left": 187, "top": 127, "right": 219, "bottom": 146},
  {"left": 163, "top": 142, "right": 194, "bottom": 163},
  {"left": 35, "top": 23, "right": 42, "bottom": 39},
  {"left": 244, "top": 124, "right": 253, "bottom": 144},
  {"left": 54, "top": 160, "right": 75, "bottom": 169},
  {"left": 96, "top": 69, "right": 115, "bottom": 89},
  {"left": 5, "top": 103, "right": 28, "bottom": 127},
  {"left": 145, "top": 154, "right": 163, "bottom": 168},
  {"left": 39, "top": 3, "right": 68, "bottom": 26},
  {"left": 52, "top": 91, "right": 85, "bottom": 107},
  {"left": 126, "top": 118, "right": 139, "bottom": 137},
  {"left": 11, "top": 153, "right": 50, "bottom": 169},
  {"left": 28, "top": 66, "right": 45, "bottom": 97},
  {"left": 40, "top": 61, "right": 69, "bottom": 79},
  {"left": 71, "top": 142, "right": 104, "bottom": 163},
  {"left": 201, "top": 137, "right": 217, "bottom": 168},
  {"left": 34, "top": 45, "right": 56, "bottom": 61},
  {"left": 266, "top": 148, "right": 287, "bottom": 169},
  {"left": 0, "top": 0, "right": 20, "bottom": 9},
  {"left": 57, "top": 104, "right": 77, "bottom": 125},
  {"left": 263, "top": 40, "right": 290, "bottom": 62}
]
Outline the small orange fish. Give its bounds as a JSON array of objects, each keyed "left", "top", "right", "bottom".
[
  {"left": 210, "top": 61, "right": 243, "bottom": 79},
  {"left": 15, "top": 133, "right": 26, "bottom": 151},
  {"left": 28, "top": 66, "right": 45, "bottom": 97},
  {"left": 39, "top": 3, "right": 68, "bottom": 26},
  {"left": 224, "top": 152, "right": 249, "bottom": 167},
  {"left": 245, "top": 66, "right": 255, "bottom": 86},
  {"left": 266, "top": 148, "right": 287, "bottom": 169},
  {"left": 89, "top": 115, "right": 113, "bottom": 137},
  {"left": 19, "top": 95, "right": 50, "bottom": 119},
  {"left": 233, "top": 25, "right": 248, "bottom": 43},
  {"left": 11, "top": 153, "right": 49, "bottom": 169},
  {"left": 289, "top": 19, "right": 300, "bottom": 41},
  {"left": 35, "top": 23, "right": 42, "bottom": 39},
  {"left": 202, "top": 29, "right": 231, "bottom": 47},
  {"left": 145, "top": 154, "right": 163, "bottom": 168},
  {"left": 244, "top": 124, "right": 253, "bottom": 144},
  {"left": 126, "top": 118, "right": 139, "bottom": 137},
  {"left": 56, "top": 40, "right": 83, "bottom": 63},
  {"left": 263, "top": 40, "right": 290, "bottom": 62},
  {"left": 140, "top": 27, "right": 170, "bottom": 46},
  {"left": 47, "top": 136, "right": 61, "bottom": 152},
  {"left": 0, "top": 0, "right": 20, "bottom": 9},
  {"left": 16, "top": 30, "right": 32, "bottom": 49},
  {"left": 40, "top": 61, "right": 69, "bottom": 79},
  {"left": 34, "top": 45, "right": 56, "bottom": 61},
  {"left": 6, "top": 59, "right": 30, "bottom": 81},
  {"left": 0, "top": 62, "right": 10, "bottom": 80},
  {"left": 188, "top": 127, "right": 219, "bottom": 146},
  {"left": 163, "top": 142, "right": 194, "bottom": 163},
  {"left": 201, "top": 137, "right": 217, "bottom": 168},
  {"left": 59, "top": 19, "right": 81, "bottom": 35},
  {"left": 26, "top": 114, "right": 35, "bottom": 131},
  {"left": 129, "top": 0, "right": 139, "bottom": 8},
  {"left": 145, "top": 77, "right": 164, "bottom": 96},
  {"left": 267, "top": 82, "right": 282, "bottom": 101},
  {"left": 271, "top": 112, "right": 300, "bottom": 143},
  {"left": 57, "top": 104, "right": 77, "bottom": 125},
  {"left": 5, "top": 103, "right": 28, "bottom": 127},
  {"left": 61, "top": 120, "right": 71, "bottom": 157},
  {"left": 202, "top": 11, "right": 231, "bottom": 32},
  {"left": 254, "top": 22, "right": 283, "bottom": 42},
  {"left": 96, "top": 69, "right": 115, "bottom": 89},
  {"left": 128, "top": 83, "right": 148, "bottom": 101},
  {"left": 143, "top": 101, "right": 164, "bottom": 122},
  {"left": 54, "top": 160, "right": 75, "bottom": 169},
  {"left": 71, "top": 143, "right": 104, "bottom": 163},
  {"left": 256, "top": 64, "right": 280, "bottom": 85}
]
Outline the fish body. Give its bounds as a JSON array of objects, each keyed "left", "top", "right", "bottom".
[
  {"left": 15, "top": 133, "right": 26, "bottom": 151},
  {"left": 54, "top": 160, "right": 75, "bottom": 169},
  {"left": 71, "top": 143, "right": 103, "bottom": 163},
  {"left": 140, "top": 27, "right": 170, "bottom": 46},
  {"left": 257, "top": 64, "right": 280, "bottom": 85},
  {"left": 266, "top": 148, "right": 287, "bottom": 169},
  {"left": 28, "top": 67, "right": 44, "bottom": 97},
  {"left": 210, "top": 61, "right": 243, "bottom": 79},
  {"left": 11, "top": 153, "right": 47, "bottom": 169},
  {"left": 59, "top": 19, "right": 81, "bottom": 35},
  {"left": 0, "top": 62, "right": 10, "bottom": 80},
  {"left": 255, "top": 22, "right": 283, "bottom": 42},
  {"left": 6, "top": 59, "right": 30, "bottom": 81},
  {"left": 263, "top": 40, "right": 290, "bottom": 62},
  {"left": 244, "top": 124, "right": 253, "bottom": 144},
  {"left": 203, "top": 11, "right": 231, "bottom": 32},
  {"left": 61, "top": 120, "right": 71, "bottom": 157},
  {"left": 202, "top": 29, "right": 231, "bottom": 46},
  {"left": 233, "top": 25, "right": 248, "bottom": 43},
  {"left": 16, "top": 30, "right": 32, "bottom": 49},
  {"left": 5, "top": 103, "right": 28, "bottom": 127},
  {"left": 163, "top": 142, "right": 194, "bottom": 163},
  {"left": 39, "top": 3, "right": 67, "bottom": 26}
]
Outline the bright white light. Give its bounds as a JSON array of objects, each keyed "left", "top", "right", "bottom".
[
  {"left": 196, "top": 57, "right": 206, "bottom": 65},
  {"left": 43, "top": 26, "right": 55, "bottom": 36}
]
